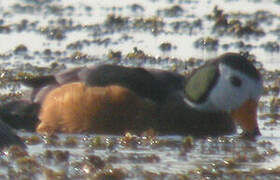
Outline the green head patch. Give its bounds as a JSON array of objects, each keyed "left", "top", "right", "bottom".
[{"left": 185, "top": 64, "right": 219, "bottom": 104}]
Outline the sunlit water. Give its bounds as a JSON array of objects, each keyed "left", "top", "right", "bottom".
[{"left": 1, "top": 0, "right": 280, "bottom": 179}]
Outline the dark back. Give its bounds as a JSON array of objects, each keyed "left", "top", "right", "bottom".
[{"left": 83, "top": 64, "right": 185, "bottom": 103}]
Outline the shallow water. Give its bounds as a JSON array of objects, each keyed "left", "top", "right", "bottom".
[{"left": 1, "top": 0, "right": 280, "bottom": 179}]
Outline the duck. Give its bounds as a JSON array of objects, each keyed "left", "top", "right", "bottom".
[
  {"left": 0, "top": 120, "right": 26, "bottom": 149},
  {"left": 0, "top": 52, "right": 263, "bottom": 137}
]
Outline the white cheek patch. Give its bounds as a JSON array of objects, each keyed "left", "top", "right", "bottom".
[
  {"left": 184, "top": 63, "right": 263, "bottom": 113},
  {"left": 209, "top": 64, "right": 263, "bottom": 112}
]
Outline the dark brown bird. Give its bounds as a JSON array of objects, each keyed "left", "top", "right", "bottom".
[{"left": 0, "top": 120, "right": 26, "bottom": 149}]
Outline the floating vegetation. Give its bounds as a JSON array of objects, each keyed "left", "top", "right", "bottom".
[
  {"left": 159, "top": 42, "right": 173, "bottom": 51},
  {"left": 194, "top": 37, "right": 219, "bottom": 51},
  {"left": 0, "top": 0, "right": 280, "bottom": 179}
]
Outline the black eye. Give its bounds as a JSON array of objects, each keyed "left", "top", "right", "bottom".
[{"left": 230, "top": 76, "right": 242, "bottom": 87}]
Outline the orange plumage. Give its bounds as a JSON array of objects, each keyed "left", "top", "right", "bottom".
[{"left": 37, "top": 82, "right": 157, "bottom": 135}]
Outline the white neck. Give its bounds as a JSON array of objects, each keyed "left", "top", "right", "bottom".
[{"left": 184, "top": 63, "right": 263, "bottom": 112}]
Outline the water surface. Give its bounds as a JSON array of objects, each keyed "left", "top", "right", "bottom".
[{"left": 1, "top": 0, "right": 280, "bottom": 179}]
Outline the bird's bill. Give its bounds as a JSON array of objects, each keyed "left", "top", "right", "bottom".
[{"left": 231, "top": 99, "right": 260, "bottom": 136}]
